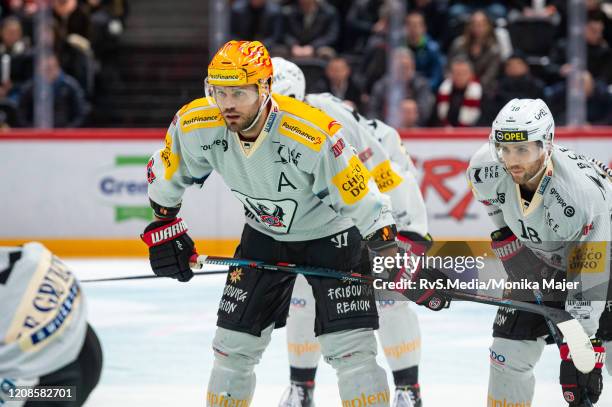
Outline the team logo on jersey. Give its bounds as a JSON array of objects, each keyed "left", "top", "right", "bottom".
[
  {"left": 273, "top": 142, "right": 302, "bottom": 165},
  {"left": 371, "top": 160, "right": 403, "bottom": 193},
  {"left": 494, "top": 130, "right": 527, "bottom": 142},
  {"left": 146, "top": 158, "right": 156, "bottom": 184},
  {"left": 331, "top": 138, "right": 346, "bottom": 158},
  {"left": 229, "top": 268, "right": 243, "bottom": 283},
  {"left": 332, "top": 156, "right": 372, "bottom": 204},
  {"left": 278, "top": 116, "right": 326, "bottom": 151},
  {"left": 233, "top": 191, "right": 298, "bottom": 233}
]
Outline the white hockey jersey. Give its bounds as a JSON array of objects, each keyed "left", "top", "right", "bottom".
[
  {"left": 468, "top": 143, "right": 612, "bottom": 335},
  {"left": 147, "top": 94, "right": 394, "bottom": 241},
  {"left": 304, "top": 93, "right": 428, "bottom": 236},
  {"left": 0, "top": 243, "right": 87, "bottom": 379}
]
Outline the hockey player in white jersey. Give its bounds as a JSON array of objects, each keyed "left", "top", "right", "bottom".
[
  {"left": 0, "top": 242, "right": 102, "bottom": 407},
  {"left": 467, "top": 98, "right": 611, "bottom": 406},
  {"left": 271, "top": 57, "right": 434, "bottom": 407},
  {"left": 141, "top": 41, "right": 448, "bottom": 407}
]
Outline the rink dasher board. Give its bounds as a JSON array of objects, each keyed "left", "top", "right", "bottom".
[{"left": 1, "top": 133, "right": 610, "bottom": 248}]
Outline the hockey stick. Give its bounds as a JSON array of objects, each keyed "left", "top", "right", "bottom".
[
  {"left": 194, "top": 254, "right": 596, "bottom": 373},
  {"left": 80, "top": 269, "right": 229, "bottom": 283}
]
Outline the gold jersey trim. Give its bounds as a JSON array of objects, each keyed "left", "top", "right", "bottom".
[{"left": 274, "top": 94, "right": 342, "bottom": 138}]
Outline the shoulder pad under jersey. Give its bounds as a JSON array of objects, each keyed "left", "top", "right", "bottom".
[
  {"left": 173, "top": 97, "right": 225, "bottom": 133},
  {"left": 542, "top": 146, "right": 609, "bottom": 238},
  {"left": 274, "top": 94, "right": 343, "bottom": 153},
  {"left": 467, "top": 143, "right": 507, "bottom": 200}
]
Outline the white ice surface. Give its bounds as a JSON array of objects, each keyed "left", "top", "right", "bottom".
[{"left": 66, "top": 258, "right": 612, "bottom": 406}]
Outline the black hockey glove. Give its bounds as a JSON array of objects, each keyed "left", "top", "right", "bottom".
[
  {"left": 141, "top": 217, "right": 196, "bottom": 282},
  {"left": 491, "top": 227, "right": 561, "bottom": 296},
  {"left": 376, "top": 230, "right": 450, "bottom": 311},
  {"left": 560, "top": 338, "right": 605, "bottom": 406}
]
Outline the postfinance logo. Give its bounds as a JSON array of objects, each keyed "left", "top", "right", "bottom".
[
  {"left": 342, "top": 390, "right": 390, "bottom": 407},
  {"left": 278, "top": 116, "right": 325, "bottom": 151},
  {"left": 206, "top": 392, "right": 249, "bottom": 407},
  {"left": 371, "top": 160, "right": 403, "bottom": 193},
  {"left": 487, "top": 394, "right": 531, "bottom": 407},
  {"left": 207, "top": 68, "right": 247, "bottom": 85},
  {"left": 333, "top": 156, "right": 372, "bottom": 204},
  {"left": 180, "top": 109, "right": 224, "bottom": 132},
  {"left": 494, "top": 130, "right": 528, "bottom": 142}
]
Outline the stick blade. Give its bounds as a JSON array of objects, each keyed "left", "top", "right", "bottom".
[{"left": 557, "top": 319, "right": 596, "bottom": 373}]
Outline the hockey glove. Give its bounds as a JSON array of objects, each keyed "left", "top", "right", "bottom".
[
  {"left": 491, "top": 227, "right": 560, "bottom": 295},
  {"left": 141, "top": 217, "right": 196, "bottom": 282},
  {"left": 392, "top": 231, "right": 450, "bottom": 311},
  {"left": 560, "top": 339, "right": 605, "bottom": 406},
  {"left": 404, "top": 266, "right": 452, "bottom": 311}
]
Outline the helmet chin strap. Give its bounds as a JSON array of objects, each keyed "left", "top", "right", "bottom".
[
  {"left": 524, "top": 148, "right": 552, "bottom": 185},
  {"left": 240, "top": 92, "right": 271, "bottom": 134}
]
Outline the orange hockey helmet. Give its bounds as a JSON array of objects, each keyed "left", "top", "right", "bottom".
[{"left": 207, "top": 40, "right": 273, "bottom": 94}]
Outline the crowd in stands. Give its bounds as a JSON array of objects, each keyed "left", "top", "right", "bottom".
[
  {"left": 0, "top": 0, "right": 127, "bottom": 128},
  {"left": 231, "top": 0, "right": 612, "bottom": 127},
  {"left": 2, "top": 0, "right": 612, "bottom": 128}
]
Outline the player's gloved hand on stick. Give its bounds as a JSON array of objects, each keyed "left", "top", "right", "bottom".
[
  {"left": 376, "top": 229, "right": 450, "bottom": 311},
  {"left": 141, "top": 217, "right": 197, "bottom": 282},
  {"left": 491, "top": 226, "right": 558, "bottom": 289},
  {"left": 398, "top": 231, "right": 450, "bottom": 310},
  {"left": 560, "top": 338, "right": 605, "bottom": 406}
]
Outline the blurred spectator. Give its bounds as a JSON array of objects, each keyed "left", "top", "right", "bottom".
[
  {"left": 586, "top": 0, "right": 612, "bottom": 46},
  {"left": 82, "top": 0, "right": 127, "bottom": 61},
  {"left": 368, "top": 47, "right": 434, "bottom": 126},
  {"left": 448, "top": 10, "right": 502, "bottom": 94},
  {"left": 436, "top": 57, "right": 482, "bottom": 127},
  {"left": 399, "top": 98, "right": 420, "bottom": 128},
  {"left": 345, "top": 0, "right": 385, "bottom": 54},
  {"left": 1, "top": 0, "right": 38, "bottom": 38},
  {"left": 494, "top": 53, "right": 545, "bottom": 109},
  {"left": 585, "top": 10, "right": 612, "bottom": 84},
  {"left": 230, "top": 0, "right": 283, "bottom": 51},
  {"left": 313, "top": 56, "right": 362, "bottom": 110},
  {"left": 0, "top": 16, "right": 33, "bottom": 91},
  {"left": 52, "top": 0, "right": 91, "bottom": 42},
  {"left": 17, "top": 53, "right": 89, "bottom": 127},
  {"left": 545, "top": 72, "right": 612, "bottom": 125},
  {"left": 283, "top": 0, "right": 339, "bottom": 59},
  {"left": 407, "top": 0, "right": 449, "bottom": 49},
  {"left": 547, "top": 10, "right": 612, "bottom": 85},
  {"left": 357, "top": 2, "right": 390, "bottom": 93},
  {"left": 404, "top": 10, "right": 444, "bottom": 91},
  {"left": 39, "top": 22, "right": 95, "bottom": 97}
]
